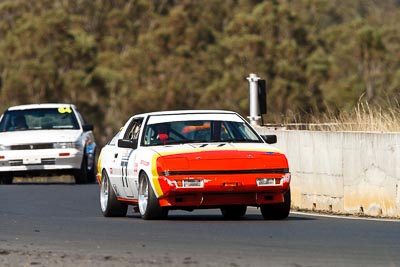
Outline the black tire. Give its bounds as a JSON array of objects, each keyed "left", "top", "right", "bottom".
[
  {"left": 86, "top": 149, "right": 97, "bottom": 183},
  {"left": 100, "top": 171, "right": 127, "bottom": 217},
  {"left": 74, "top": 157, "right": 88, "bottom": 184},
  {"left": 87, "top": 157, "right": 97, "bottom": 184},
  {"left": 0, "top": 172, "right": 13, "bottom": 184},
  {"left": 87, "top": 168, "right": 96, "bottom": 183},
  {"left": 221, "top": 205, "right": 247, "bottom": 219},
  {"left": 261, "top": 188, "right": 291, "bottom": 220},
  {"left": 138, "top": 172, "right": 168, "bottom": 220}
]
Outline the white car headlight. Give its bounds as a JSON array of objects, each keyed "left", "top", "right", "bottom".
[
  {"left": 0, "top": 144, "right": 10, "bottom": 151},
  {"left": 53, "top": 141, "right": 82, "bottom": 150}
]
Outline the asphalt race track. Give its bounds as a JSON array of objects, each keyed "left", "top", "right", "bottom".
[{"left": 0, "top": 182, "right": 399, "bottom": 267}]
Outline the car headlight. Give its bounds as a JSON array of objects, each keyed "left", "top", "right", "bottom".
[
  {"left": 53, "top": 141, "right": 83, "bottom": 150},
  {"left": 0, "top": 144, "right": 10, "bottom": 151}
]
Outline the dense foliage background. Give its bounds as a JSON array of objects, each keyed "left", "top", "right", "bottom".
[{"left": 1, "top": 0, "right": 400, "bottom": 144}]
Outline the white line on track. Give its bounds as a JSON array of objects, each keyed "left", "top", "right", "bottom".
[{"left": 291, "top": 211, "right": 400, "bottom": 222}]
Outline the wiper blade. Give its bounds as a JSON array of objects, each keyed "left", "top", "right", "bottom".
[
  {"left": 162, "top": 139, "right": 260, "bottom": 145},
  {"left": 226, "top": 138, "right": 259, "bottom": 143},
  {"left": 165, "top": 139, "right": 208, "bottom": 145}
]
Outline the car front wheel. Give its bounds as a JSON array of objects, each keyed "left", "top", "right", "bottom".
[
  {"left": 86, "top": 149, "right": 97, "bottom": 183},
  {"left": 0, "top": 172, "right": 13, "bottom": 184},
  {"left": 100, "top": 171, "right": 127, "bottom": 217},
  {"left": 260, "top": 188, "right": 291, "bottom": 220},
  {"left": 221, "top": 205, "right": 247, "bottom": 219},
  {"left": 74, "top": 156, "right": 88, "bottom": 184},
  {"left": 138, "top": 172, "right": 168, "bottom": 220}
]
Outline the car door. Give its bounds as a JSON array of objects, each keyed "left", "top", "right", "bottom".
[
  {"left": 104, "top": 130, "right": 127, "bottom": 197},
  {"left": 116, "top": 118, "right": 143, "bottom": 198}
]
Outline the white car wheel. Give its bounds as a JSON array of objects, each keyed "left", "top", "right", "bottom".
[
  {"left": 100, "top": 171, "right": 127, "bottom": 217},
  {"left": 138, "top": 172, "right": 168, "bottom": 220},
  {"left": 100, "top": 173, "right": 109, "bottom": 212},
  {"left": 138, "top": 174, "right": 149, "bottom": 216}
]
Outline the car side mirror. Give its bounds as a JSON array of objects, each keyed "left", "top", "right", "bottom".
[
  {"left": 118, "top": 139, "right": 138, "bottom": 149},
  {"left": 82, "top": 124, "right": 94, "bottom": 131},
  {"left": 261, "top": 135, "right": 277, "bottom": 144}
]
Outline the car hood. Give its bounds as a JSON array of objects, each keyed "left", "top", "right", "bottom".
[
  {"left": 150, "top": 143, "right": 288, "bottom": 170},
  {"left": 0, "top": 130, "right": 82, "bottom": 145},
  {"left": 151, "top": 142, "right": 281, "bottom": 153}
]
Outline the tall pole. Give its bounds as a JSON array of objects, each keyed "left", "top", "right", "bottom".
[{"left": 246, "top": 73, "right": 261, "bottom": 126}]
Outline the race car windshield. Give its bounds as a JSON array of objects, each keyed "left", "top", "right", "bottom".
[
  {"left": 0, "top": 108, "right": 80, "bottom": 132},
  {"left": 142, "top": 120, "right": 261, "bottom": 146}
]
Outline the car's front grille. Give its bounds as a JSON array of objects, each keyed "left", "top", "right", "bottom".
[
  {"left": 41, "top": 158, "right": 56, "bottom": 165},
  {"left": 10, "top": 143, "right": 54, "bottom": 150},
  {"left": 8, "top": 158, "right": 56, "bottom": 166},
  {"left": 9, "top": 160, "right": 23, "bottom": 166}
]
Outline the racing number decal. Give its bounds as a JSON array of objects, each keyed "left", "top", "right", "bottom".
[
  {"left": 58, "top": 107, "right": 72, "bottom": 113},
  {"left": 121, "top": 160, "right": 128, "bottom": 188},
  {"left": 120, "top": 149, "right": 135, "bottom": 197}
]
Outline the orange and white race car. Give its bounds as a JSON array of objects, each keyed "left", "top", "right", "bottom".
[{"left": 97, "top": 110, "right": 291, "bottom": 220}]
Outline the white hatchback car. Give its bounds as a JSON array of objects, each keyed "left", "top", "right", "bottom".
[{"left": 0, "top": 103, "right": 96, "bottom": 184}]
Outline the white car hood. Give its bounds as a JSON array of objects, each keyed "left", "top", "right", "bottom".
[
  {"left": 150, "top": 142, "right": 282, "bottom": 155},
  {"left": 0, "top": 130, "right": 82, "bottom": 145}
]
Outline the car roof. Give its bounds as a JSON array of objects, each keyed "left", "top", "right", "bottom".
[
  {"left": 135, "top": 110, "right": 237, "bottom": 117},
  {"left": 7, "top": 103, "right": 76, "bottom": 111}
]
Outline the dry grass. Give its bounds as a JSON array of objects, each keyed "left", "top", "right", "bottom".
[
  {"left": 274, "top": 100, "right": 400, "bottom": 132},
  {"left": 315, "top": 101, "right": 400, "bottom": 132}
]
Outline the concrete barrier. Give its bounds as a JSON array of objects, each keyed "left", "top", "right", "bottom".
[{"left": 255, "top": 127, "right": 400, "bottom": 218}]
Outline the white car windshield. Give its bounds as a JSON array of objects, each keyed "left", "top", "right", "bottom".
[
  {"left": 142, "top": 119, "right": 261, "bottom": 146},
  {"left": 0, "top": 108, "right": 80, "bottom": 132}
]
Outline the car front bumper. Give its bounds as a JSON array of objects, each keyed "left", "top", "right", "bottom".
[
  {"left": 154, "top": 173, "right": 291, "bottom": 208},
  {"left": 0, "top": 149, "right": 84, "bottom": 174}
]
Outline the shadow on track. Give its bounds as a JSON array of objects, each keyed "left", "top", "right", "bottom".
[{"left": 126, "top": 212, "right": 316, "bottom": 221}]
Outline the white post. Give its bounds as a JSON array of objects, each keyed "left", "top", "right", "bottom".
[{"left": 246, "top": 73, "right": 261, "bottom": 126}]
